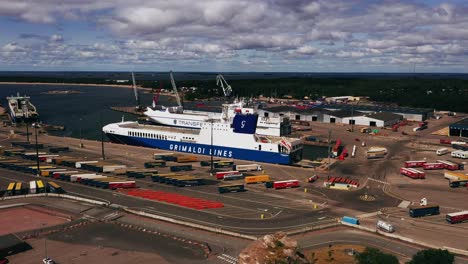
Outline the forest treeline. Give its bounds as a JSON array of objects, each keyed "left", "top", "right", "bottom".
[
  {"left": 169, "top": 77, "right": 468, "bottom": 112},
  {"left": 1, "top": 76, "right": 467, "bottom": 112}
]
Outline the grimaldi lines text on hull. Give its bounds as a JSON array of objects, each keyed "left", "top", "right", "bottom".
[{"left": 103, "top": 114, "right": 303, "bottom": 165}]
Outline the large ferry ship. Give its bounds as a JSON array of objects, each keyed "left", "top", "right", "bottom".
[
  {"left": 6, "top": 93, "right": 39, "bottom": 123},
  {"left": 144, "top": 100, "right": 291, "bottom": 137},
  {"left": 103, "top": 114, "right": 303, "bottom": 165}
]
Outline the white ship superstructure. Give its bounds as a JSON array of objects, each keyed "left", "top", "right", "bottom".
[
  {"left": 7, "top": 93, "right": 39, "bottom": 123},
  {"left": 144, "top": 99, "right": 291, "bottom": 136}
]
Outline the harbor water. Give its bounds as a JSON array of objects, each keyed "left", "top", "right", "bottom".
[{"left": 0, "top": 84, "right": 327, "bottom": 160}]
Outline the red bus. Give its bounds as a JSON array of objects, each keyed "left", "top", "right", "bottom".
[
  {"left": 437, "top": 160, "right": 459, "bottom": 171},
  {"left": 273, "top": 180, "right": 300, "bottom": 189},
  {"left": 404, "top": 161, "right": 426, "bottom": 168},
  {"left": 446, "top": 211, "right": 468, "bottom": 224},
  {"left": 400, "top": 167, "right": 425, "bottom": 179},
  {"left": 422, "top": 162, "right": 445, "bottom": 170}
]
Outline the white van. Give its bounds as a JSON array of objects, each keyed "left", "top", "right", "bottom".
[
  {"left": 377, "top": 220, "right": 394, "bottom": 233},
  {"left": 436, "top": 148, "right": 449, "bottom": 156}
]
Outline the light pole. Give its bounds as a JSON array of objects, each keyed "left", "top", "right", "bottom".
[
  {"left": 100, "top": 113, "right": 105, "bottom": 160},
  {"left": 210, "top": 119, "right": 214, "bottom": 173},
  {"left": 327, "top": 128, "right": 331, "bottom": 180},
  {"left": 79, "top": 117, "right": 83, "bottom": 148},
  {"left": 32, "top": 123, "right": 40, "bottom": 177},
  {"left": 23, "top": 104, "right": 30, "bottom": 142},
  {"left": 25, "top": 120, "right": 30, "bottom": 142}
]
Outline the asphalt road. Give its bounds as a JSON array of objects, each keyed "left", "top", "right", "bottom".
[
  {"left": 0, "top": 169, "right": 337, "bottom": 235},
  {"left": 296, "top": 228, "right": 468, "bottom": 264}
]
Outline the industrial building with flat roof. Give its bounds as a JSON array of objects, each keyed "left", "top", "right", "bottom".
[
  {"left": 314, "top": 104, "right": 433, "bottom": 121},
  {"left": 259, "top": 104, "right": 415, "bottom": 127},
  {"left": 449, "top": 118, "right": 468, "bottom": 137}
]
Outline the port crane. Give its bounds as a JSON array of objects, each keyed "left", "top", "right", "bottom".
[
  {"left": 170, "top": 71, "right": 183, "bottom": 108},
  {"left": 152, "top": 82, "right": 163, "bottom": 108},
  {"left": 131, "top": 72, "right": 143, "bottom": 111},
  {"left": 216, "top": 74, "right": 233, "bottom": 97}
]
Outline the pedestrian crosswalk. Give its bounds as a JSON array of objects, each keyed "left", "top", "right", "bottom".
[
  {"left": 217, "top": 253, "right": 238, "bottom": 264},
  {"left": 101, "top": 212, "right": 121, "bottom": 221}
]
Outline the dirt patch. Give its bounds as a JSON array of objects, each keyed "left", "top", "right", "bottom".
[
  {"left": 46, "top": 222, "right": 206, "bottom": 263},
  {"left": 8, "top": 238, "right": 171, "bottom": 264},
  {"left": 0, "top": 206, "right": 70, "bottom": 235},
  {"left": 304, "top": 244, "right": 365, "bottom": 264}
]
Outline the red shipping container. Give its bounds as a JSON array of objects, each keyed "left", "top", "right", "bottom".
[
  {"left": 273, "top": 180, "right": 300, "bottom": 189},
  {"left": 440, "top": 139, "right": 452, "bottom": 144},
  {"left": 215, "top": 171, "right": 240, "bottom": 180}
]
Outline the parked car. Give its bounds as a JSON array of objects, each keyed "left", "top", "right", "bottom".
[
  {"left": 307, "top": 175, "right": 319, "bottom": 183},
  {"left": 43, "top": 258, "right": 55, "bottom": 264}
]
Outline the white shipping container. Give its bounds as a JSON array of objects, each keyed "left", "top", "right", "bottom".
[
  {"left": 377, "top": 220, "right": 394, "bottom": 233},
  {"left": 29, "top": 181, "right": 36, "bottom": 194},
  {"left": 436, "top": 148, "right": 449, "bottom": 156},
  {"left": 102, "top": 165, "right": 127, "bottom": 173},
  {"left": 24, "top": 152, "right": 47, "bottom": 156},
  {"left": 75, "top": 161, "right": 99, "bottom": 168},
  {"left": 234, "top": 164, "right": 262, "bottom": 172},
  {"left": 367, "top": 146, "right": 387, "bottom": 154}
]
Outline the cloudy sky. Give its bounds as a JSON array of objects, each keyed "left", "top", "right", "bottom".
[{"left": 1, "top": 0, "right": 467, "bottom": 72}]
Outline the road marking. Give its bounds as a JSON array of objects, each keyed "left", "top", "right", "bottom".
[
  {"left": 357, "top": 211, "right": 380, "bottom": 218},
  {"left": 318, "top": 216, "right": 326, "bottom": 220},
  {"left": 398, "top": 201, "right": 410, "bottom": 208},
  {"left": 367, "top": 177, "right": 389, "bottom": 185},
  {"left": 271, "top": 210, "right": 283, "bottom": 218},
  {"left": 102, "top": 212, "right": 121, "bottom": 221},
  {"left": 82, "top": 214, "right": 95, "bottom": 220},
  {"left": 217, "top": 253, "right": 238, "bottom": 264}
]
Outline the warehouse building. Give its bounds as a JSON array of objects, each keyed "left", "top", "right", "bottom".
[
  {"left": 314, "top": 104, "right": 433, "bottom": 121},
  {"left": 259, "top": 106, "right": 404, "bottom": 127},
  {"left": 348, "top": 112, "right": 403, "bottom": 127},
  {"left": 323, "top": 110, "right": 365, "bottom": 124},
  {"left": 258, "top": 106, "right": 330, "bottom": 122},
  {"left": 449, "top": 118, "right": 468, "bottom": 137},
  {"left": 323, "top": 110, "right": 402, "bottom": 127},
  {"left": 324, "top": 96, "right": 362, "bottom": 103}
]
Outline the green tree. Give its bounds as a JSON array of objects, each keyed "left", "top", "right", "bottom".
[
  {"left": 355, "top": 247, "right": 399, "bottom": 264},
  {"left": 407, "top": 249, "right": 454, "bottom": 264}
]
